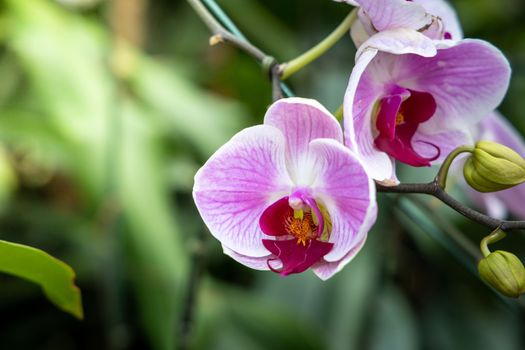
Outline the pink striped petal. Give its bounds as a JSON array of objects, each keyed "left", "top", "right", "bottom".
[
  {"left": 308, "top": 139, "right": 377, "bottom": 262},
  {"left": 312, "top": 234, "right": 367, "bottom": 280},
  {"left": 393, "top": 40, "right": 510, "bottom": 134},
  {"left": 222, "top": 246, "right": 272, "bottom": 271},
  {"left": 412, "top": 129, "right": 471, "bottom": 162},
  {"left": 481, "top": 113, "right": 525, "bottom": 158},
  {"left": 193, "top": 125, "right": 293, "bottom": 257},
  {"left": 344, "top": 48, "right": 397, "bottom": 183},
  {"left": 355, "top": 0, "right": 432, "bottom": 31},
  {"left": 264, "top": 98, "right": 342, "bottom": 186},
  {"left": 343, "top": 0, "right": 461, "bottom": 44},
  {"left": 414, "top": 0, "right": 462, "bottom": 40},
  {"left": 355, "top": 28, "right": 437, "bottom": 59}
]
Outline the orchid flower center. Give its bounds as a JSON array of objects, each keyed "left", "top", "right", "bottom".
[
  {"left": 285, "top": 210, "right": 317, "bottom": 246},
  {"left": 373, "top": 85, "right": 440, "bottom": 167},
  {"left": 259, "top": 191, "right": 333, "bottom": 276}
]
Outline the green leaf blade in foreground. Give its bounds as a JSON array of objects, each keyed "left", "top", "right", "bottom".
[{"left": 0, "top": 239, "right": 83, "bottom": 319}]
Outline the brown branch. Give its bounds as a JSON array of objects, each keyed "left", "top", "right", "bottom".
[
  {"left": 187, "top": 0, "right": 282, "bottom": 100},
  {"left": 376, "top": 181, "right": 525, "bottom": 231}
]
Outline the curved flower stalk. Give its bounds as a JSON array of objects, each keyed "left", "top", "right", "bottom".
[
  {"left": 464, "top": 113, "right": 525, "bottom": 220},
  {"left": 193, "top": 98, "right": 377, "bottom": 279},
  {"left": 340, "top": 0, "right": 511, "bottom": 183}
]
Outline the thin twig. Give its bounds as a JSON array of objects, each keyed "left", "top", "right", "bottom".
[
  {"left": 271, "top": 65, "right": 283, "bottom": 101},
  {"left": 187, "top": 0, "right": 267, "bottom": 61},
  {"left": 377, "top": 181, "right": 525, "bottom": 231},
  {"left": 187, "top": 0, "right": 283, "bottom": 102}
]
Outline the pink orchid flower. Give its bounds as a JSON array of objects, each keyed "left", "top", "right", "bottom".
[
  {"left": 464, "top": 113, "right": 525, "bottom": 220},
  {"left": 193, "top": 98, "right": 377, "bottom": 279},
  {"left": 335, "top": 0, "right": 462, "bottom": 46},
  {"left": 340, "top": 2, "right": 510, "bottom": 183}
]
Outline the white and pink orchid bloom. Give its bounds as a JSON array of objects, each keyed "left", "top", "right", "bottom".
[
  {"left": 193, "top": 98, "right": 377, "bottom": 279},
  {"left": 337, "top": 0, "right": 510, "bottom": 184},
  {"left": 335, "top": 0, "right": 462, "bottom": 46},
  {"left": 464, "top": 113, "right": 525, "bottom": 220},
  {"left": 344, "top": 38, "right": 510, "bottom": 184}
]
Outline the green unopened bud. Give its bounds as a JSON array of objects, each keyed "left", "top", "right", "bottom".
[
  {"left": 478, "top": 250, "right": 525, "bottom": 298},
  {"left": 463, "top": 141, "right": 525, "bottom": 193}
]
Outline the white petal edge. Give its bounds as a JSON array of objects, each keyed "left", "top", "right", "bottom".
[
  {"left": 356, "top": 28, "right": 437, "bottom": 60},
  {"left": 222, "top": 245, "right": 273, "bottom": 271}
]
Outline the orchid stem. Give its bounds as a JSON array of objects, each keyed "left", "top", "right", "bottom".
[
  {"left": 480, "top": 228, "right": 506, "bottom": 257},
  {"left": 436, "top": 145, "right": 474, "bottom": 189},
  {"left": 187, "top": 0, "right": 267, "bottom": 61},
  {"left": 279, "top": 9, "right": 357, "bottom": 80},
  {"left": 333, "top": 104, "right": 344, "bottom": 121},
  {"left": 187, "top": 0, "right": 293, "bottom": 99},
  {"left": 376, "top": 181, "right": 525, "bottom": 232}
]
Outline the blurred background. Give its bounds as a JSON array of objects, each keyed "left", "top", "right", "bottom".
[{"left": 0, "top": 0, "right": 524, "bottom": 349}]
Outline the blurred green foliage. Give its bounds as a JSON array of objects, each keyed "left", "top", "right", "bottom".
[{"left": 0, "top": 0, "right": 524, "bottom": 349}]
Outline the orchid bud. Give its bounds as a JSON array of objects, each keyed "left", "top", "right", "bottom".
[
  {"left": 463, "top": 141, "right": 525, "bottom": 192},
  {"left": 478, "top": 250, "right": 525, "bottom": 298}
]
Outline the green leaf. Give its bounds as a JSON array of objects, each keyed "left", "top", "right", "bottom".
[{"left": 0, "top": 239, "right": 83, "bottom": 319}]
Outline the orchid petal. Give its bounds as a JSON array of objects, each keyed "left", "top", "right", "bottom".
[
  {"left": 344, "top": 48, "right": 397, "bottom": 182},
  {"left": 481, "top": 113, "right": 525, "bottom": 157},
  {"left": 466, "top": 189, "right": 508, "bottom": 220},
  {"left": 483, "top": 185, "right": 525, "bottom": 219},
  {"left": 394, "top": 39, "right": 511, "bottom": 134},
  {"left": 308, "top": 139, "right": 377, "bottom": 262},
  {"left": 355, "top": 0, "right": 432, "bottom": 31},
  {"left": 414, "top": 0, "right": 463, "bottom": 40},
  {"left": 222, "top": 246, "right": 272, "bottom": 271},
  {"left": 193, "top": 125, "right": 293, "bottom": 257},
  {"left": 412, "top": 129, "right": 471, "bottom": 162},
  {"left": 356, "top": 28, "right": 437, "bottom": 60},
  {"left": 264, "top": 97, "right": 342, "bottom": 186},
  {"left": 333, "top": 0, "right": 359, "bottom": 6},
  {"left": 351, "top": 12, "right": 374, "bottom": 47}
]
